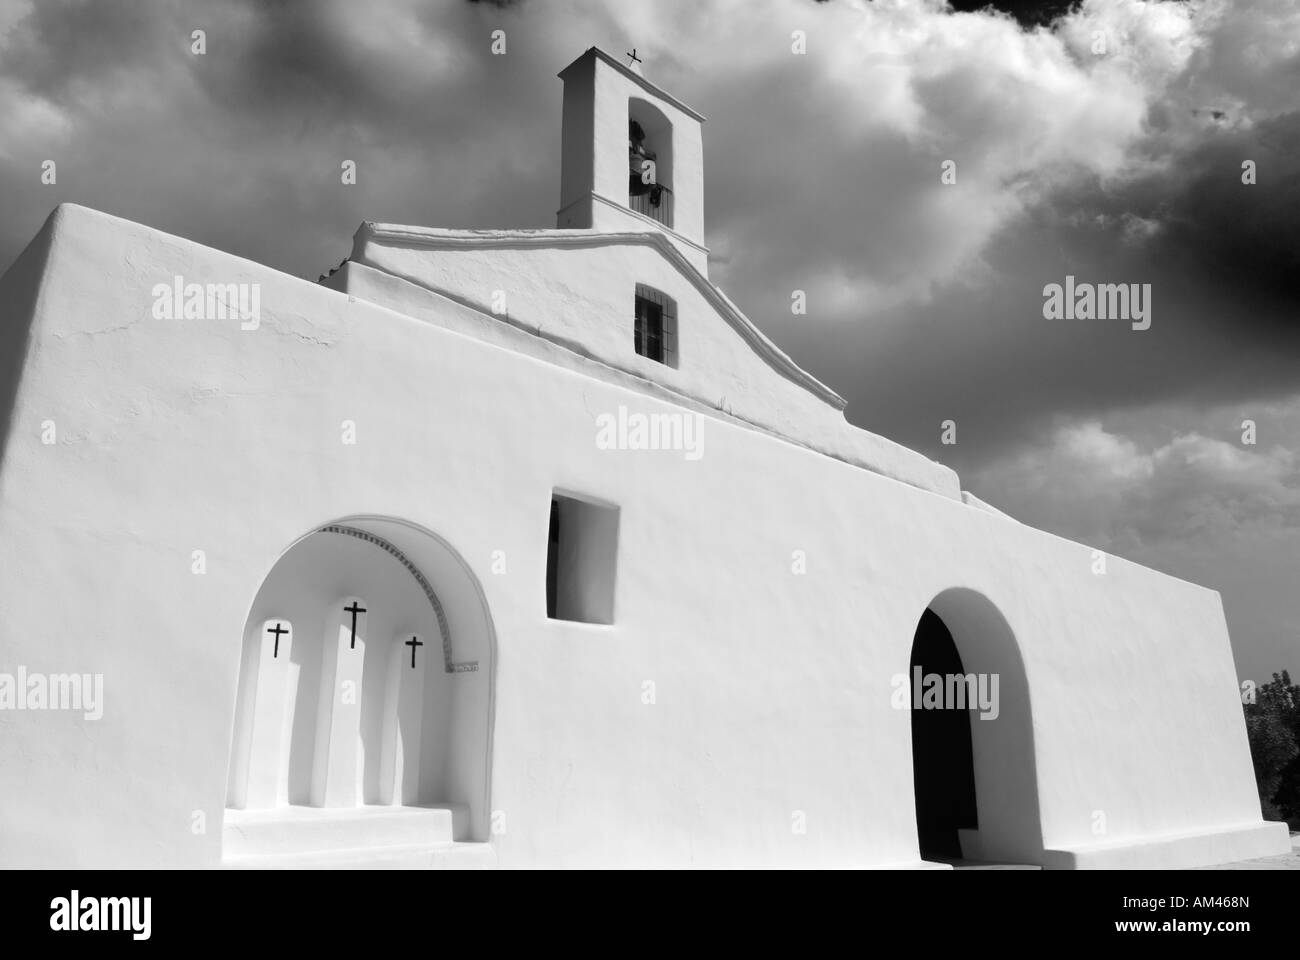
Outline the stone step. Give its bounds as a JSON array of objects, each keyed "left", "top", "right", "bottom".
[
  {"left": 947, "top": 859, "right": 1043, "bottom": 870},
  {"left": 222, "top": 804, "right": 463, "bottom": 861},
  {"left": 224, "top": 840, "right": 497, "bottom": 870}
]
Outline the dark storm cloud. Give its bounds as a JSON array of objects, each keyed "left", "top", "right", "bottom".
[
  {"left": 802, "top": 120, "right": 1300, "bottom": 472},
  {"left": 1, "top": 0, "right": 1295, "bottom": 446},
  {"left": 947, "top": 0, "right": 1079, "bottom": 27},
  {"left": 0, "top": 0, "right": 569, "bottom": 280},
  {"left": 1143, "top": 113, "right": 1300, "bottom": 318},
  {"left": 0, "top": 0, "right": 1295, "bottom": 678},
  {"left": 695, "top": 0, "right": 1300, "bottom": 467}
]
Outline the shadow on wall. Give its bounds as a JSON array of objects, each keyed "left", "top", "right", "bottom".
[{"left": 0, "top": 210, "right": 56, "bottom": 480}]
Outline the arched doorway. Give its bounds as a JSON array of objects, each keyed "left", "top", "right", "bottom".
[
  {"left": 909, "top": 589, "right": 1044, "bottom": 865},
  {"left": 224, "top": 516, "right": 495, "bottom": 859},
  {"left": 910, "top": 609, "right": 977, "bottom": 859}
]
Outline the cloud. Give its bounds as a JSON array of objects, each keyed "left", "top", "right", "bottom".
[
  {"left": 966, "top": 397, "right": 1300, "bottom": 679},
  {"left": 725, "top": 0, "right": 1300, "bottom": 453},
  {"left": 0, "top": 0, "right": 1293, "bottom": 447},
  {"left": 968, "top": 410, "right": 1300, "bottom": 552},
  {"left": 0, "top": 0, "right": 1294, "bottom": 676},
  {"left": 700, "top": 0, "right": 1210, "bottom": 315}
]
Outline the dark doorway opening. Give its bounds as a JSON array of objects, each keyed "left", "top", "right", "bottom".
[
  {"left": 910, "top": 608, "right": 978, "bottom": 860},
  {"left": 545, "top": 499, "right": 560, "bottom": 618}
]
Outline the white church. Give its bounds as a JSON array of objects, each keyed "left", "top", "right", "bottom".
[{"left": 0, "top": 47, "right": 1288, "bottom": 869}]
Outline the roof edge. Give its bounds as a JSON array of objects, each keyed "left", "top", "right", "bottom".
[{"left": 558, "top": 46, "right": 707, "bottom": 123}]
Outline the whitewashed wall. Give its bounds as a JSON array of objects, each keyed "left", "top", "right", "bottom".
[{"left": 0, "top": 205, "right": 1285, "bottom": 868}]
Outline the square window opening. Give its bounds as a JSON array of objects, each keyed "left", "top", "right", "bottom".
[{"left": 546, "top": 492, "right": 619, "bottom": 625}]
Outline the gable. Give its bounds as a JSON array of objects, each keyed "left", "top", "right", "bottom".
[
  {"left": 345, "top": 222, "right": 841, "bottom": 399},
  {"left": 331, "top": 221, "right": 961, "bottom": 499}
]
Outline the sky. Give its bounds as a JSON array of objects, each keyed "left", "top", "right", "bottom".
[{"left": 0, "top": 0, "right": 1296, "bottom": 683}]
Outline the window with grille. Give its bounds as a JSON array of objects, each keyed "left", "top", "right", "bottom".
[{"left": 634, "top": 285, "right": 676, "bottom": 367}]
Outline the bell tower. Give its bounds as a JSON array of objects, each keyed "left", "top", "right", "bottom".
[{"left": 556, "top": 47, "right": 709, "bottom": 274}]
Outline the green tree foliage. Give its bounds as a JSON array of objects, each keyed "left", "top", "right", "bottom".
[{"left": 1244, "top": 670, "right": 1300, "bottom": 826}]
